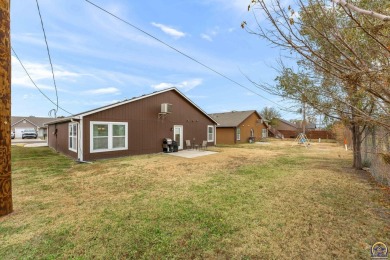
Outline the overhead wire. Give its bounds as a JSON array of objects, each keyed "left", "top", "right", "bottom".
[
  {"left": 83, "top": 0, "right": 290, "bottom": 111},
  {"left": 35, "top": 0, "right": 59, "bottom": 117},
  {"left": 11, "top": 47, "right": 73, "bottom": 116}
]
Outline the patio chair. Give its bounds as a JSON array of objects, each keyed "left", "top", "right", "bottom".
[
  {"left": 185, "top": 140, "right": 192, "bottom": 149},
  {"left": 200, "top": 140, "right": 208, "bottom": 150}
]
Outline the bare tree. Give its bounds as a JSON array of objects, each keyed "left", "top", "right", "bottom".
[{"left": 259, "top": 107, "right": 281, "bottom": 125}]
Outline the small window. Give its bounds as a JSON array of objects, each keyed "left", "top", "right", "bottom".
[
  {"left": 207, "top": 125, "right": 214, "bottom": 142},
  {"left": 250, "top": 128, "right": 254, "bottom": 137},
  {"left": 69, "top": 123, "right": 77, "bottom": 152},
  {"left": 236, "top": 127, "right": 241, "bottom": 141},
  {"left": 90, "top": 122, "right": 128, "bottom": 153}
]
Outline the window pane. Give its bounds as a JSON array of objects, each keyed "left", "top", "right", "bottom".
[
  {"left": 69, "top": 137, "right": 73, "bottom": 148},
  {"left": 93, "top": 137, "right": 108, "bottom": 150},
  {"left": 93, "top": 124, "right": 108, "bottom": 137},
  {"left": 73, "top": 124, "right": 77, "bottom": 135},
  {"left": 113, "top": 124, "right": 125, "bottom": 136},
  {"left": 113, "top": 137, "right": 126, "bottom": 148}
]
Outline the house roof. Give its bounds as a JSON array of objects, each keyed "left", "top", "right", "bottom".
[
  {"left": 275, "top": 118, "right": 298, "bottom": 129},
  {"left": 209, "top": 110, "right": 262, "bottom": 127},
  {"left": 46, "top": 87, "right": 218, "bottom": 125},
  {"left": 275, "top": 118, "right": 316, "bottom": 129},
  {"left": 11, "top": 116, "right": 54, "bottom": 128}
]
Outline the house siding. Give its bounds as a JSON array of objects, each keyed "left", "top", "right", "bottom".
[
  {"left": 48, "top": 123, "right": 78, "bottom": 159},
  {"left": 80, "top": 90, "right": 215, "bottom": 161},
  {"left": 216, "top": 127, "right": 235, "bottom": 144},
  {"left": 12, "top": 121, "right": 36, "bottom": 132}
]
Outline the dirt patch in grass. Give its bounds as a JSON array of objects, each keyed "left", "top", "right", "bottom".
[{"left": 1, "top": 141, "right": 389, "bottom": 259}]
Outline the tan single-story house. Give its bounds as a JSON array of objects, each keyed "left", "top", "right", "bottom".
[
  {"left": 209, "top": 110, "right": 268, "bottom": 145},
  {"left": 11, "top": 116, "right": 53, "bottom": 139},
  {"left": 46, "top": 88, "right": 218, "bottom": 161}
]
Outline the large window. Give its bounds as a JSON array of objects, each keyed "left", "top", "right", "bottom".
[
  {"left": 236, "top": 127, "right": 241, "bottom": 141},
  {"left": 207, "top": 125, "right": 214, "bottom": 142},
  {"left": 69, "top": 123, "right": 77, "bottom": 152},
  {"left": 90, "top": 122, "right": 128, "bottom": 152}
]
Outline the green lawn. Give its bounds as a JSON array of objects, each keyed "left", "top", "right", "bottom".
[{"left": 1, "top": 142, "right": 389, "bottom": 259}]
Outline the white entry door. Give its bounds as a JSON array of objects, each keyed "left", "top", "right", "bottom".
[{"left": 173, "top": 125, "right": 183, "bottom": 150}]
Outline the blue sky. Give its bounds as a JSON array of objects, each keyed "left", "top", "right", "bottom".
[{"left": 11, "top": 0, "right": 297, "bottom": 119}]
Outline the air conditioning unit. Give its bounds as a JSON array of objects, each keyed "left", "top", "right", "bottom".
[{"left": 161, "top": 103, "right": 172, "bottom": 114}]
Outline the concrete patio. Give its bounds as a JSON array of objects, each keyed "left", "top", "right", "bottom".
[{"left": 165, "top": 149, "right": 218, "bottom": 158}]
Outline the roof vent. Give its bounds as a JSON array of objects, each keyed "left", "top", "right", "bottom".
[{"left": 161, "top": 103, "right": 172, "bottom": 114}]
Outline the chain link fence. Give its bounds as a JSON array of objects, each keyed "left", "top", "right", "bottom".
[{"left": 361, "top": 127, "right": 390, "bottom": 186}]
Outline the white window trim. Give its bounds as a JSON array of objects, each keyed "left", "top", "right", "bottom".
[
  {"left": 236, "top": 127, "right": 241, "bottom": 141},
  {"left": 207, "top": 125, "right": 215, "bottom": 142},
  {"left": 90, "top": 121, "right": 128, "bottom": 153},
  {"left": 69, "top": 122, "right": 77, "bottom": 152}
]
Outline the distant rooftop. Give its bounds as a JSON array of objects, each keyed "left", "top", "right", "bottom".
[
  {"left": 209, "top": 110, "right": 260, "bottom": 127},
  {"left": 11, "top": 116, "right": 54, "bottom": 128}
]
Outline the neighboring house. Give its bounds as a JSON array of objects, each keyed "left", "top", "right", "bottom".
[
  {"left": 272, "top": 118, "right": 333, "bottom": 139},
  {"left": 272, "top": 118, "right": 300, "bottom": 138},
  {"left": 46, "top": 88, "right": 218, "bottom": 161},
  {"left": 11, "top": 116, "right": 53, "bottom": 139},
  {"left": 209, "top": 110, "right": 268, "bottom": 145}
]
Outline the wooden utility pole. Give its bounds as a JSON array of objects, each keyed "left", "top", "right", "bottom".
[{"left": 0, "top": 0, "right": 12, "bottom": 217}]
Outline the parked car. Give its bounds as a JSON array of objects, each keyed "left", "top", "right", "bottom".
[
  {"left": 11, "top": 132, "right": 15, "bottom": 139},
  {"left": 22, "top": 129, "right": 38, "bottom": 139}
]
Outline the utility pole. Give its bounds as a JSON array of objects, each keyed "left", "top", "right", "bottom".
[
  {"left": 0, "top": 0, "right": 12, "bottom": 217},
  {"left": 302, "top": 97, "right": 306, "bottom": 135}
]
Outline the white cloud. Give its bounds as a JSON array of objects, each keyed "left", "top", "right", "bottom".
[
  {"left": 200, "top": 27, "right": 219, "bottom": 42},
  {"left": 201, "top": 33, "right": 213, "bottom": 42},
  {"left": 151, "top": 79, "right": 203, "bottom": 92},
  {"left": 11, "top": 56, "right": 81, "bottom": 91},
  {"left": 151, "top": 22, "right": 186, "bottom": 39},
  {"left": 82, "top": 87, "right": 121, "bottom": 95}
]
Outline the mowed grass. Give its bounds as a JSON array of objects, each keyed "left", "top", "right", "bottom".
[{"left": 1, "top": 141, "right": 389, "bottom": 259}]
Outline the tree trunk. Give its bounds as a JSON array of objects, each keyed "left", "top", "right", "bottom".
[{"left": 351, "top": 122, "right": 363, "bottom": 169}]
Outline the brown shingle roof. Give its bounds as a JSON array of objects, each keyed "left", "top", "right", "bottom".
[
  {"left": 45, "top": 88, "right": 219, "bottom": 125},
  {"left": 11, "top": 116, "right": 54, "bottom": 128},
  {"left": 209, "top": 110, "right": 260, "bottom": 127}
]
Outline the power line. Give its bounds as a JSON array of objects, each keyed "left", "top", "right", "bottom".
[
  {"left": 35, "top": 0, "right": 59, "bottom": 116},
  {"left": 83, "top": 0, "right": 288, "bottom": 110},
  {"left": 11, "top": 47, "right": 73, "bottom": 115}
]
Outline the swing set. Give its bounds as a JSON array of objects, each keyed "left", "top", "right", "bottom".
[{"left": 292, "top": 133, "right": 310, "bottom": 148}]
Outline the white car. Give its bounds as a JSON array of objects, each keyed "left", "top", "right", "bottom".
[{"left": 22, "top": 129, "right": 38, "bottom": 139}]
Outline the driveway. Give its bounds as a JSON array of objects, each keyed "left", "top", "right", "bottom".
[
  {"left": 12, "top": 138, "right": 48, "bottom": 147},
  {"left": 12, "top": 138, "right": 47, "bottom": 144}
]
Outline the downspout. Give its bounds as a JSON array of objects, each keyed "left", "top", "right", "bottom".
[
  {"left": 55, "top": 123, "right": 58, "bottom": 151},
  {"left": 78, "top": 116, "right": 83, "bottom": 162}
]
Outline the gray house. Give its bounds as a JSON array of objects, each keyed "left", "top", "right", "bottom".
[{"left": 11, "top": 116, "right": 53, "bottom": 139}]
